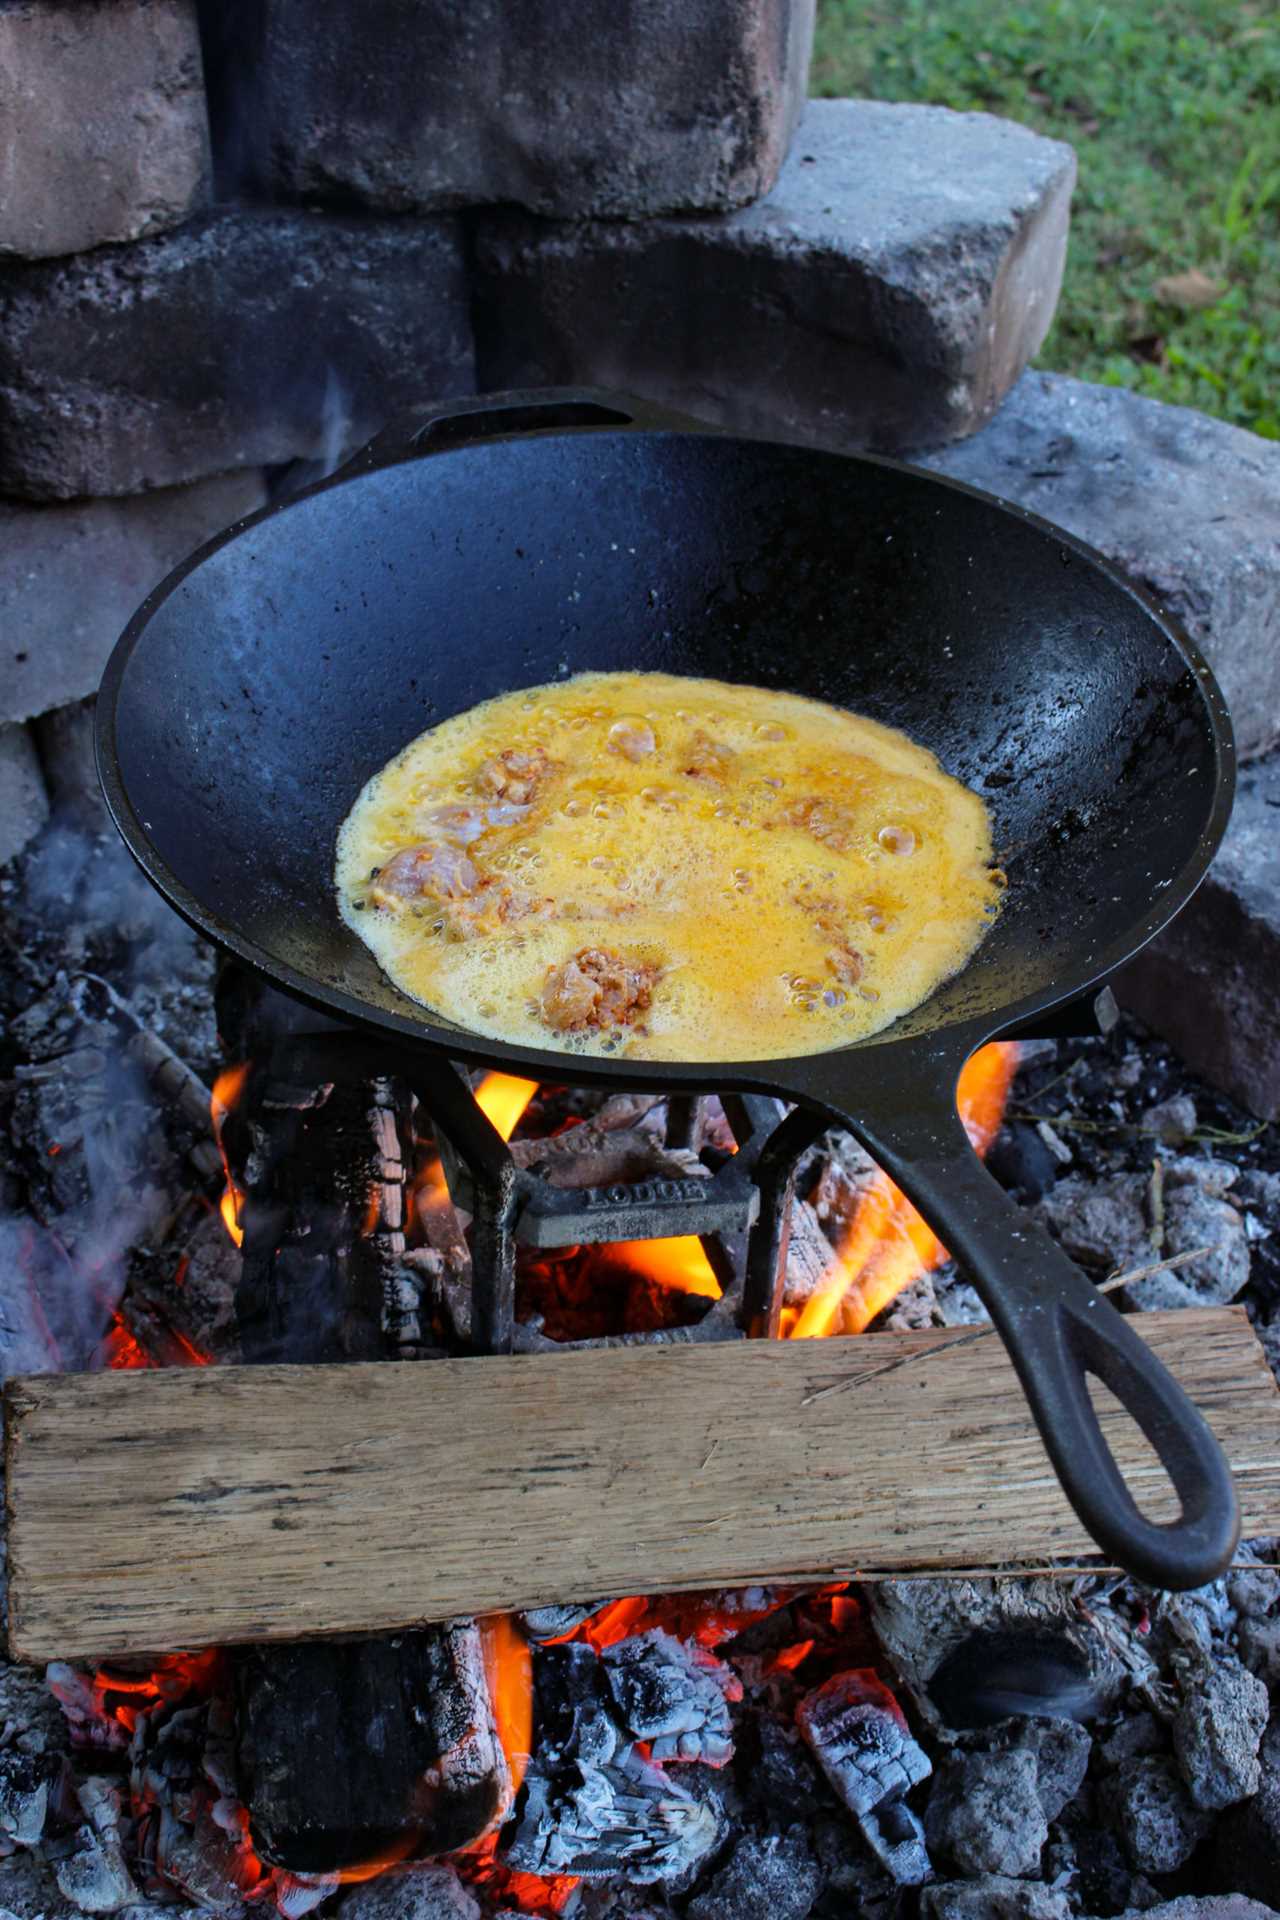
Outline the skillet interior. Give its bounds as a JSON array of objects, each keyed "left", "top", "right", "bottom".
[{"left": 101, "top": 428, "right": 1230, "bottom": 1075}]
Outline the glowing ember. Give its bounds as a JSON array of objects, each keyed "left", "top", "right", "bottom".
[
  {"left": 100, "top": 1311, "right": 152, "bottom": 1371},
  {"left": 459, "top": 1833, "right": 580, "bottom": 1915},
  {"left": 102, "top": 1311, "right": 211, "bottom": 1373},
  {"left": 92, "top": 1650, "right": 222, "bottom": 1733},
  {"left": 789, "top": 1040, "right": 1019, "bottom": 1338},
  {"left": 474, "top": 1072, "right": 539, "bottom": 1142},
  {"left": 563, "top": 1588, "right": 795, "bottom": 1653},
  {"left": 210, "top": 1063, "right": 250, "bottom": 1249}
]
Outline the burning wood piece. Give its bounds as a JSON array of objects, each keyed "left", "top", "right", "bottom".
[
  {"left": 866, "top": 1579, "right": 1129, "bottom": 1733},
  {"left": 798, "top": 1671, "right": 932, "bottom": 1886},
  {"left": 51, "top": 1775, "right": 137, "bottom": 1914},
  {"left": 223, "top": 1031, "right": 508, "bottom": 1877},
  {"left": 602, "top": 1630, "right": 740, "bottom": 1766},
  {"left": 504, "top": 1641, "right": 725, "bottom": 1883},
  {"left": 235, "top": 1625, "right": 508, "bottom": 1873},
  {"left": 230, "top": 1056, "right": 411, "bottom": 1365}
]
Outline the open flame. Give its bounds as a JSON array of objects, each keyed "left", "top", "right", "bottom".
[
  {"left": 787, "top": 1040, "right": 1020, "bottom": 1338},
  {"left": 481, "top": 1611, "right": 534, "bottom": 1806},
  {"left": 603, "top": 1235, "right": 720, "bottom": 1299},
  {"left": 210, "top": 1064, "right": 250, "bottom": 1248},
  {"left": 475, "top": 1072, "right": 539, "bottom": 1142}
]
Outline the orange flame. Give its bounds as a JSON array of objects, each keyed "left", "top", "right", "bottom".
[
  {"left": 482, "top": 1611, "right": 534, "bottom": 1808},
  {"left": 605, "top": 1235, "right": 721, "bottom": 1299},
  {"left": 789, "top": 1040, "right": 1019, "bottom": 1339},
  {"left": 211, "top": 1064, "right": 250, "bottom": 1249},
  {"left": 329, "top": 1834, "right": 421, "bottom": 1885},
  {"left": 475, "top": 1072, "right": 538, "bottom": 1143}
]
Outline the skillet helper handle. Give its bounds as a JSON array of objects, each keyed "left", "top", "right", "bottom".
[
  {"left": 826, "top": 1067, "right": 1240, "bottom": 1590},
  {"left": 345, "top": 388, "right": 716, "bottom": 471}
]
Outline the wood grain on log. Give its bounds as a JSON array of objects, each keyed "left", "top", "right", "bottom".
[{"left": 7, "top": 1307, "right": 1279, "bottom": 1661}]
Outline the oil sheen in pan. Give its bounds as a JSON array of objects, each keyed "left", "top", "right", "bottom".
[{"left": 335, "top": 671, "right": 1004, "bottom": 1063}]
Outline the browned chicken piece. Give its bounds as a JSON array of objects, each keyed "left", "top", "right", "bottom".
[
  {"left": 474, "top": 746, "right": 555, "bottom": 806},
  {"left": 786, "top": 796, "right": 856, "bottom": 854},
  {"left": 681, "top": 731, "right": 734, "bottom": 782},
  {"left": 419, "top": 801, "right": 529, "bottom": 844},
  {"left": 826, "top": 944, "right": 864, "bottom": 987},
  {"left": 370, "top": 843, "right": 479, "bottom": 908},
  {"left": 541, "top": 947, "right": 660, "bottom": 1033},
  {"left": 608, "top": 718, "right": 656, "bottom": 762}
]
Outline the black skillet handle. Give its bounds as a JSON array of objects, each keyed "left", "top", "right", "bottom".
[
  {"left": 791, "top": 1041, "right": 1240, "bottom": 1590},
  {"left": 344, "top": 388, "right": 716, "bottom": 472}
]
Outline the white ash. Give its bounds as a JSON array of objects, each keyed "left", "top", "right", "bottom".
[
  {"left": 49, "top": 1777, "right": 136, "bottom": 1915},
  {"left": 506, "top": 1638, "right": 730, "bottom": 1885},
  {"left": 506, "top": 1742, "right": 725, "bottom": 1884},
  {"left": 796, "top": 1670, "right": 932, "bottom": 1885},
  {"left": 1034, "top": 1175, "right": 1151, "bottom": 1274},
  {"left": 796, "top": 1671, "right": 930, "bottom": 1816},
  {"left": 603, "top": 1632, "right": 739, "bottom": 1766}
]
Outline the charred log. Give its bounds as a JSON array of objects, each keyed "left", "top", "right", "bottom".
[
  {"left": 220, "top": 971, "right": 506, "bottom": 1874},
  {"left": 235, "top": 1626, "right": 507, "bottom": 1874}
]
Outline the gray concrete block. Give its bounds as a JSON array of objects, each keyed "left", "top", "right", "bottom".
[
  {"left": 0, "top": 470, "right": 267, "bottom": 724},
  {"left": 0, "top": 723, "right": 48, "bottom": 866},
  {"left": 0, "top": 208, "right": 474, "bottom": 498},
  {"left": 920, "top": 371, "right": 1280, "bottom": 760},
  {"left": 204, "top": 0, "right": 814, "bottom": 218},
  {"left": 1116, "top": 751, "right": 1280, "bottom": 1120},
  {"left": 0, "top": 0, "right": 210, "bottom": 259},
  {"left": 474, "top": 98, "right": 1075, "bottom": 454}
]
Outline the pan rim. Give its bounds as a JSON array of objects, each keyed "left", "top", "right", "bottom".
[{"left": 94, "top": 414, "right": 1236, "bottom": 1090}]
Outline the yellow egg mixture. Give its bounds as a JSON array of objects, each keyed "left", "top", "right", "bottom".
[{"left": 335, "top": 671, "right": 1002, "bottom": 1062}]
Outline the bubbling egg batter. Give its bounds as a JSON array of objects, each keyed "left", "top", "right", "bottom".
[{"left": 335, "top": 672, "right": 1003, "bottom": 1062}]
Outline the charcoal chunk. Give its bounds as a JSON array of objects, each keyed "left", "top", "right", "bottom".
[
  {"left": 1173, "top": 1656, "right": 1269, "bottom": 1809},
  {"left": 920, "top": 1879, "right": 1071, "bottom": 1919},
  {"left": 925, "top": 1749, "right": 1047, "bottom": 1879},
  {"left": 335, "top": 1866, "right": 480, "bottom": 1920},
  {"left": 1213, "top": 1716, "right": 1280, "bottom": 1906},
  {"left": 686, "top": 1828, "right": 821, "bottom": 1920},
  {"left": 971, "top": 1716, "right": 1092, "bottom": 1822},
  {"left": 1106, "top": 1755, "right": 1213, "bottom": 1875}
]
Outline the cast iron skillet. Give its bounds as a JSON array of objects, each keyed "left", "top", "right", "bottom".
[{"left": 97, "top": 389, "right": 1239, "bottom": 1590}]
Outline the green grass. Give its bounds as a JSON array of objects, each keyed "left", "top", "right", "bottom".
[{"left": 812, "top": 1, "right": 1280, "bottom": 436}]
